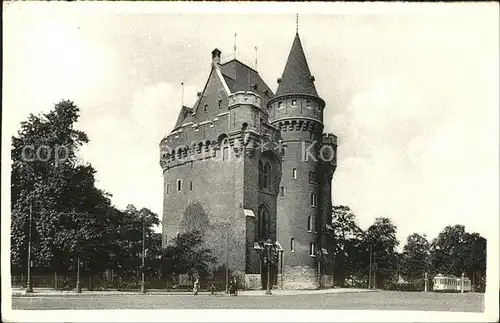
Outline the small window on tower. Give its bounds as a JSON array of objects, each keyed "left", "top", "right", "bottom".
[
  {"left": 190, "top": 181, "right": 193, "bottom": 191},
  {"left": 292, "top": 168, "right": 297, "bottom": 179},
  {"left": 306, "top": 100, "right": 311, "bottom": 108},
  {"left": 278, "top": 101, "right": 284, "bottom": 109},
  {"left": 290, "top": 238, "right": 295, "bottom": 252},
  {"left": 166, "top": 184, "right": 170, "bottom": 194},
  {"left": 307, "top": 216, "right": 314, "bottom": 232},
  {"left": 291, "top": 99, "right": 297, "bottom": 106},
  {"left": 218, "top": 100, "right": 223, "bottom": 108},
  {"left": 280, "top": 186, "right": 285, "bottom": 198},
  {"left": 311, "top": 193, "right": 318, "bottom": 207},
  {"left": 310, "top": 243, "right": 316, "bottom": 256},
  {"left": 204, "top": 104, "right": 208, "bottom": 112},
  {"left": 177, "top": 179, "right": 182, "bottom": 192}
]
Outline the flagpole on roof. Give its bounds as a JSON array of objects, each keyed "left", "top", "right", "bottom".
[
  {"left": 254, "top": 46, "right": 258, "bottom": 70},
  {"left": 234, "top": 33, "right": 237, "bottom": 60},
  {"left": 181, "top": 82, "right": 184, "bottom": 107}
]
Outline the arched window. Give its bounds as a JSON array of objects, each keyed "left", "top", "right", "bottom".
[
  {"left": 258, "top": 161, "right": 271, "bottom": 189},
  {"left": 258, "top": 205, "right": 270, "bottom": 240},
  {"left": 221, "top": 138, "right": 229, "bottom": 161},
  {"left": 263, "top": 162, "right": 270, "bottom": 189}
]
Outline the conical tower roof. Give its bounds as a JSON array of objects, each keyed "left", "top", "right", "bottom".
[{"left": 276, "top": 33, "right": 319, "bottom": 97}]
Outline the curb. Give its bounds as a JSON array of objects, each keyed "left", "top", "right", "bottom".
[{"left": 12, "top": 289, "right": 378, "bottom": 298}]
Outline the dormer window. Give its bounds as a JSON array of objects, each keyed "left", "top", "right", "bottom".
[
  {"left": 278, "top": 101, "right": 283, "bottom": 109},
  {"left": 291, "top": 99, "right": 297, "bottom": 106}
]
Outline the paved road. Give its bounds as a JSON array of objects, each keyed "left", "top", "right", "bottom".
[{"left": 12, "top": 291, "right": 484, "bottom": 311}]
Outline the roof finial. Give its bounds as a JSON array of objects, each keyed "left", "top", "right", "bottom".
[
  {"left": 296, "top": 13, "right": 299, "bottom": 34},
  {"left": 233, "top": 33, "right": 237, "bottom": 60}
]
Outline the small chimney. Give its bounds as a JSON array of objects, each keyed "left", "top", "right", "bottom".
[{"left": 212, "top": 48, "right": 221, "bottom": 65}]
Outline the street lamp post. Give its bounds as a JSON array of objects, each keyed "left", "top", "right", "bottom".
[
  {"left": 141, "top": 213, "right": 146, "bottom": 294},
  {"left": 265, "top": 239, "right": 272, "bottom": 295},
  {"left": 26, "top": 200, "right": 33, "bottom": 293},
  {"left": 76, "top": 255, "right": 81, "bottom": 293},
  {"left": 368, "top": 245, "right": 372, "bottom": 289},
  {"left": 225, "top": 225, "right": 229, "bottom": 294}
]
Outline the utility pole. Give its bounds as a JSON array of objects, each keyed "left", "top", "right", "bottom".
[
  {"left": 368, "top": 245, "right": 372, "bottom": 289},
  {"left": 26, "top": 200, "right": 33, "bottom": 293},
  {"left": 141, "top": 213, "right": 146, "bottom": 293}
]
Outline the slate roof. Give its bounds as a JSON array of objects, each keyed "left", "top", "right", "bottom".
[
  {"left": 220, "top": 59, "right": 274, "bottom": 107},
  {"left": 173, "top": 105, "right": 194, "bottom": 129},
  {"left": 275, "top": 33, "right": 319, "bottom": 97}
]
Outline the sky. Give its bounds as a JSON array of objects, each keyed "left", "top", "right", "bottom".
[{"left": 3, "top": 2, "right": 499, "bottom": 248}]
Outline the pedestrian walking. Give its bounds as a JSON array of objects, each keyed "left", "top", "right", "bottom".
[
  {"left": 228, "top": 279, "right": 234, "bottom": 295},
  {"left": 193, "top": 278, "right": 199, "bottom": 295},
  {"left": 233, "top": 277, "right": 238, "bottom": 296}
]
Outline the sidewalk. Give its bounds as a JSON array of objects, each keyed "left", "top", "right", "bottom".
[{"left": 12, "top": 287, "right": 378, "bottom": 297}]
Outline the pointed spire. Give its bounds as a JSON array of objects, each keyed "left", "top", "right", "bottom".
[{"left": 276, "top": 33, "right": 319, "bottom": 97}]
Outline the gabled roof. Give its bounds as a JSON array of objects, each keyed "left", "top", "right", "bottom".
[{"left": 276, "top": 33, "right": 319, "bottom": 97}]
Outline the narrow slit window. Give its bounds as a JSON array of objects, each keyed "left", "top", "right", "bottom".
[
  {"left": 292, "top": 168, "right": 297, "bottom": 179},
  {"left": 290, "top": 238, "right": 295, "bottom": 252},
  {"left": 190, "top": 181, "right": 193, "bottom": 191},
  {"left": 177, "top": 179, "right": 182, "bottom": 192},
  {"left": 166, "top": 184, "right": 170, "bottom": 194},
  {"left": 218, "top": 99, "right": 223, "bottom": 108},
  {"left": 280, "top": 186, "right": 285, "bottom": 198}
]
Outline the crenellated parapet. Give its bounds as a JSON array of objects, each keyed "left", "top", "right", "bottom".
[
  {"left": 228, "top": 91, "right": 263, "bottom": 111},
  {"left": 275, "top": 118, "right": 323, "bottom": 135},
  {"left": 159, "top": 125, "right": 282, "bottom": 171}
]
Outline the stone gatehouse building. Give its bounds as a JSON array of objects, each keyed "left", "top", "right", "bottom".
[{"left": 159, "top": 31, "right": 338, "bottom": 290}]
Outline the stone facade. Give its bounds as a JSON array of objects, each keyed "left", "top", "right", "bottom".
[{"left": 160, "top": 33, "right": 337, "bottom": 290}]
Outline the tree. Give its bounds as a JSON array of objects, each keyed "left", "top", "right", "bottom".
[
  {"left": 430, "top": 225, "right": 487, "bottom": 291},
  {"left": 400, "top": 233, "right": 430, "bottom": 282},
  {"left": 364, "top": 217, "right": 399, "bottom": 288},
  {"left": 162, "top": 230, "right": 216, "bottom": 283},
  {"left": 331, "top": 205, "right": 364, "bottom": 287},
  {"left": 10, "top": 100, "right": 112, "bottom": 274},
  {"left": 112, "top": 205, "right": 160, "bottom": 279}
]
